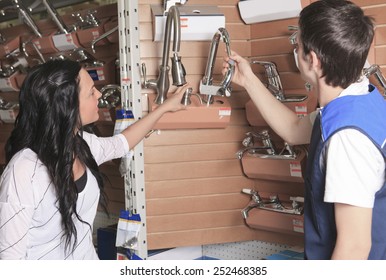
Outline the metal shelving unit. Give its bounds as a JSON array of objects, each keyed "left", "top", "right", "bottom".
[{"left": 117, "top": 0, "right": 147, "bottom": 259}]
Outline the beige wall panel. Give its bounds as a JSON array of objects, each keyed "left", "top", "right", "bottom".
[
  {"left": 139, "top": 22, "right": 154, "bottom": 40},
  {"left": 144, "top": 125, "right": 250, "bottom": 146},
  {"left": 251, "top": 54, "right": 297, "bottom": 73},
  {"left": 147, "top": 226, "right": 303, "bottom": 249},
  {"left": 140, "top": 0, "right": 162, "bottom": 5},
  {"left": 147, "top": 210, "right": 246, "bottom": 232},
  {"left": 375, "top": 46, "right": 386, "bottom": 65},
  {"left": 147, "top": 193, "right": 249, "bottom": 215},
  {"left": 251, "top": 37, "right": 293, "bottom": 57},
  {"left": 219, "top": 7, "right": 243, "bottom": 24},
  {"left": 353, "top": 0, "right": 386, "bottom": 6},
  {"left": 146, "top": 176, "right": 253, "bottom": 198},
  {"left": 228, "top": 90, "right": 251, "bottom": 109},
  {"left": 280, "top": 73, "right": 309, "bottom": 90},
  {"left": 140, "top": 0, "right": 239, "bottom": 6},
  {"left": 253, "top": 179, "right": 304, "bottom": 197},
  {"left": 251, "top": 18, "right": 299, "bottom": 40},
  {"left": 144, "top": 142, "right": 244, "bottom": 163},
  {"left": 364, "top": 6, "right": 386, "bottom": 25},
  {"left": 226, "top": 23, "right": 250, "bottom": 41},
  {"left": 352, "top": 0, "right": 385, "bottom": 8},
  {"left": 186, "top": 0, "right": 239, "bottom": 5},
  {"left": 145, "top": 159, "right": 242, "bottom": 181},
  {"left": 375, "top": 26, "right": 386, "bottom": 46},
  {"left": 140, "top": 40, "right": 249, "bottom": 59},
  {"left": 139, "top": 4, "right": 153, "bottom": 23}
]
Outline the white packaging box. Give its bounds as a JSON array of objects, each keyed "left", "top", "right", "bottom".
[{"left": 151, "top": 5, "right": 225, "bottom": 41}]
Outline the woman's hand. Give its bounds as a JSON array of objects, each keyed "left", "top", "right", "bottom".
[{"left": 158, "top": 83, "right": 191, "bottom": 113}]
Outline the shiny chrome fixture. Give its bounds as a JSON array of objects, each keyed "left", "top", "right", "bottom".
[
  {"left": 91, "top": 26, "right": 118, "bottom": 53},
  {"left": 251, "top": 60, "right": 308, "bottom": 102},
  {"left": 72, "top": 9, "right": 100, "bottom": 30},
  {"left": 22, "top": 39, "right": 46, "bottom": 64},
  {"left": 241, "top": 188, "right": 304, "bottom": 218},
  {"left": 199, "top": 27, "right": 235, "bottom": 105},
  {"left": 142, "top": 5, "right": 186, "bottom": 104},
  {"left": 42, "top": 0, "right": 69, "bottom": 34},
  {"left": 363, "top": 64, "right": 386, "bottom": 97},
  {"left": 251, "top": 61, "right": 286, "bottom": 101},
  {"left": 10, "top": 0, "right": 42, "bottom": 37},
  {"left": 236, "top": 130, "right": 297, "bottom": 160}
]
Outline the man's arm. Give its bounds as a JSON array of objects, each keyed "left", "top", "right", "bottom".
[{"left": 332, "top": 203, "right": 372, "bottom": 259}]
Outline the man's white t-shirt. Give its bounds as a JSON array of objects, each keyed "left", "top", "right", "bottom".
[{"left": 310, "top": 77, "right": 385, "bottom": 208}]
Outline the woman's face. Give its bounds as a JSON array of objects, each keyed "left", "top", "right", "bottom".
[{"left": 78, "top": 69, "right": 102, "bottom": 126}]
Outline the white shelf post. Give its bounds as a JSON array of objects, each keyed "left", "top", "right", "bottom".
[{"left": 117, "top": 0, "right": 148, "bottom": 259}]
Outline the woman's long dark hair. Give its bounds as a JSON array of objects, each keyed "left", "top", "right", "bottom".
[{"left": 5, "top": 59, "right": 107, "bottom": 251}]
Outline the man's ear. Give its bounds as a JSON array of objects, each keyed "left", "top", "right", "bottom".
[{"left": 309, "top": 50, "right": 321, "bottom": 71}]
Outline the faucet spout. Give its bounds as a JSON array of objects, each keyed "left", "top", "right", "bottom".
[
  {"left": 42, "top": 0, "right": 70, "bottom": 34},
  {"left": 143, "top": 5, "right": 186, "bottom": 105},
  {"left": 11, "top": 0, "right": 42, "bottom": 38},
  {"left": 199, "top": 27, "right": 235, "bottom": 104}
]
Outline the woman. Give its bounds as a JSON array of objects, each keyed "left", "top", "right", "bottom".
[{"left": 0, "top": 59, "right": 189, "bottom": 259}]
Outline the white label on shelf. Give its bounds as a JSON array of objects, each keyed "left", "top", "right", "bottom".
[
  {"left": 219, "top": 108, "right": 231, "bottom": 117},
  {"left": 293, "top": 218, "right": 304, "bottom": 233},
  {"left": 295, "top": 104, "right": 307, "bottom": 117},
  {"left": 53, "top": 33, "right": 78, "bottom": 51},
  {"left": 290, "top": 161, "right": 302, "bottom": 177}
]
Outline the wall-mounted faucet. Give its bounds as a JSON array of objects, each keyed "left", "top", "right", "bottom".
[
  {"left": 0, "top": 47, "right": 29, "bottom": 77},
  {"left": 22, "top": 39, "right": 46, "bottom": 64},
  {"left": 241, "top": 188, "right": 304, "bottom": 219},
  {"left": 236, "top": 130, "right": 297, "bottom": 160},
  {"left": 251, "top": 61, "right": 286, "bottom": 101},
  {"left": 91, "top": 26, "right": 118, "bottom": 54},
  {"left": 42, "top": 0, "right": 70, "bottom": 34},
  {"left": 199, "top": 27, "right": 235, "bottom": 105},
  {"left": 9, "top": 0, "right": 42, "bottom": 38},
  {"left": 142, "top": 5, "right": 186, "bottom": 105},
  {"left": 251, "top": 60, "right": 308, "bottom": 102},
  {"left": 72, "top": 10, "right": 101, "bottom": 31}
]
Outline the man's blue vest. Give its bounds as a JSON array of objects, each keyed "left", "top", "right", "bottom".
[{"left": 304, "top": 85, "right": 386, "bottom": 259}]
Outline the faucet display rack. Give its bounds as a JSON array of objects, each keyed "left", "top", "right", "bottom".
[{"left": 117, "top": 0, "right": 148, "bottom": 259}]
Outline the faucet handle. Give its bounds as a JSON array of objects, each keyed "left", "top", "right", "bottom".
[
  {"left": 181, "top": 87, "right": 192, "bottom": 106},
  {"left": 141, "top": 63, "right": 148, "bottom": 88}
]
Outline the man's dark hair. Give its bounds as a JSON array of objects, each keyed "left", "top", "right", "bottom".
[{"left": 299, "top": 0, "right": 374, "bottom": 88}]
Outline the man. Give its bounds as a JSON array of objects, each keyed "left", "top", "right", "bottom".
[{"left": 224, "top": 0, "right": 386, "bottom": 259}]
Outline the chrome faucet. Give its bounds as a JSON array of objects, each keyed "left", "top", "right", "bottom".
[
  {"left": 22, "top": 39, "right": 46, "bottom": 64},
  {"left": 142, "top": 5, "right": 186, "bottom": 105},
  {"left": 363, "top": 64, "right": 386, "bottom": 97},
  {"left": 199, "top": 27, "right": 235, "bottom": 105},
  {"left": 237, "top": 130, "right": 297, "bottom": 160},
  {"left": 251, "top": 61, "right": 286, "bottom": 101},
  {"left": 42, "top": 0, "right": 70, "bottom": 34},
  {"left": 10, "top": 0, "right": 42, "bottom": 37},
  {"left": 72, "top": 10, "right": 100, "bottom": 31},
  {"left": 237, "top": 130, "right": 277, "bottom": 158},
  {"left": 91, "top": 26, "right": 118, "bottom": 54},
  {"left": 241, "top": 188, "right": 304, "bottom": 218},
  {"left": 251, "top": 60, "right": 308, "bottom": 102}
]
